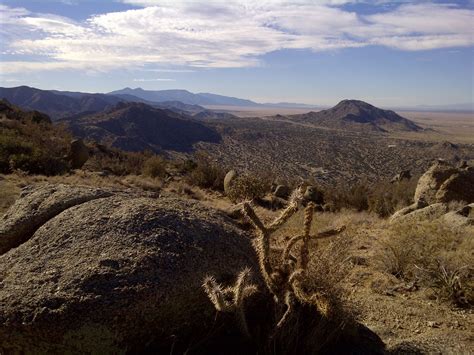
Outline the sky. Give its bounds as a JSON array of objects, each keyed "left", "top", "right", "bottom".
[{"left": 0, "top": 0, "right": 473, "bottom": 107}]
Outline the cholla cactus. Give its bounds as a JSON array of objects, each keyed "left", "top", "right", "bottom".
[
  {"left": 203, "top": 187, "right": 346, "bottom": 336},
  {"left": 242, "top": 190, "right": 346, "bottom": 328},
  {"left": 202, "top": 267, "right": 257, "bottom": 337}
]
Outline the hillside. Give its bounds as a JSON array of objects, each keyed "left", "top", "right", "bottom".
[
  {"left": 64, "top": 102, "right": 221, "bottom": 152},
  {"left": 285, "top": 100, "right": 423, "bottom": 132}
]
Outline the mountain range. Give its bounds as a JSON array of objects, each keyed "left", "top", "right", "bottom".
[{"left": 0, "top": 86, "right": 242, "bottom": 121}]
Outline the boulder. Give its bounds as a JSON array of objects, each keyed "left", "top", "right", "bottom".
[
  {"left": 0, "top": 188, "right": 257, "bottom": 353},
  {"left": 414, "top": 161, "right": 461, "bottom": 204},
  {"left": 390, "top": 203, "right": 448, "bottom": 224},
  {"left": 223, "top": 169, "right": 238, "bottom": 196},
  {"left": 69, "top": 139, "right": 89, "bottom": 169},
  {"left": 435, "top": 168, "right": 474, "bottom": 204},
  {"left": 273, "top": 185, "right": 290, "bottom": 199},
  {"left": 389, "top": 199, "right": 428, "bottom": 223},
  {"left": 303, "top": 186, "right": 324, "bottom": 205},
  {"left": 441, "top": 203, "right": 474, "bottom": 227},
  {"left": 0, "top": 184, "right": 112, "bottom": 255},
  {"left": 390, "top": 170, "right": 411, "bottom": 183}
]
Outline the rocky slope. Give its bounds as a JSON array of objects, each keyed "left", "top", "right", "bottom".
[{"left": 64, "top": 102, "right": 221, "bottom": 153}]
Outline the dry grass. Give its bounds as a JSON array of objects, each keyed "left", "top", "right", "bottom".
[{"left": 377, "top": 220, "right": 473, "bottom": 306}]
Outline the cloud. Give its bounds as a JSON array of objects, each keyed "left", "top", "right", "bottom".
[
  {"left": 133, "top": 78, "right": 176, "bottom": 81},
  {"left": 0, "top": 2, "right": 473, "bottom": 74}
]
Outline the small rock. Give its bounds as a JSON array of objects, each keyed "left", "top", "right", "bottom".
[{"left": 427, "top": 321, "right": 440, "bottom": 328}]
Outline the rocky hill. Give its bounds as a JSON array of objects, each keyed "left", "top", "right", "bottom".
[
  {"left": 64, "top": 102, "right": 221, "bottom": 152},
  {"left": 284, "top": 100, "right": 422, "bottom": 132},
  {"left": 0, "top": 99, "right": 51, "bottom": 124}
]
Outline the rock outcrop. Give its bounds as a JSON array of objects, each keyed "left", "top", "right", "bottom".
[
  {"left": 414, "top": 161, "right": 473, "bottom": 205},
  {"left": 0, "top": 185, "right": 257, "bottom": 353},
  {"left": 391, "top": 161, "right": 474, "bottom": 225}
]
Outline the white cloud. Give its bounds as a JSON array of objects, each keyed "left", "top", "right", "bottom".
[
  {"left": 133, "top": 78, "right": 176, "bottom": 81},
  {"left": 0, "top": 1, "right": 473, "bottom": 74}
]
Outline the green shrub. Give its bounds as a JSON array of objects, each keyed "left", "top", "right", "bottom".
[
  {"left": 185, "top": 152, "right": 226, "bottom": 191},
  {"left": 0, "top": 127, "right": 69, "bottom": 175}
]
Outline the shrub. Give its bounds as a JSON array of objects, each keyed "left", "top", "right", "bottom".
[
  {"left": 324, "top": 183, "right": 369, "bottom": 212},
  {"left": 0, "top": 123, "right": 70, "bottom": 175},
  {"left": 185, "top": 152, "right": 227, "bottom": 191},
  {"left": 84, "top": 145, "right": 148, "bottom": 176},
  {"left": 226, "top": 173, "right": 271, "bottom": 202},
  {"left": 142, "top": 155, "right": 167, "bottom": 178},
  {"left": 378, "top": 220, "right": 473, "bottom": 306},
  {"left": 368, "top": 179, "right": 417, "bottom": 217}
]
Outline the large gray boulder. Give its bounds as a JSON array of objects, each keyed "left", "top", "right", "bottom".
[
  {"left": 441, "top": 203, "right": 474, "bottom": 227},
  {"left": 390, "top": 203, "right": 448, "bottom": 224},
  {"left": 414, "top": 161, "right": 473, "bottom": 205},
  {"left": 0, "top": 187, "right": 257, "bottom": 353},
  {"left": 0, "top": 184, "right": 112, "bottom": 255}
]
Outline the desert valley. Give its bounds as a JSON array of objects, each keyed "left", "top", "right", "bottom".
[{"left": 1, "top": 0, "right": 473, "bottom": 354}]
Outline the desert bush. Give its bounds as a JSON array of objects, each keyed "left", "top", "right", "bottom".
[
  {"left": 378, "top": 220, "right": 473, "bottom": 306},
  {"left": 368, "top": 179, "right": 417, "bottom": 217},
  {"left": 324, "top": 183, "right": 369, "bottom": 212},
  {"left": 0, "top": 121, "right": 70, "bottom": 175},
  {"left": 142, "top": 155, "right": 167, "bottom": 178},
  {"left": 185, "top": 152, "right": 227, "bottom": 191},
  {"left": 226, "top": 173, "right": 272, "bottom": 202},
  {"left": 84, "top": 146, "right": 148, "bottom": 176}
]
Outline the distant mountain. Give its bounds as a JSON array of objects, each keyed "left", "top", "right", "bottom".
[
  {"left": 0, "top": 86, "right": 124, "bottom": 120},
  {"left": 62, "top": 102, "right": 221, "bottom": 153},
  {"left": 286, "top": 99, "right": 422, "bottom": 132},
  {"left": 108, "top": 88, "right": 261, "bottom": 107},
  {"left": 0, "top": 86, "right": 240, "bottom": 120}
]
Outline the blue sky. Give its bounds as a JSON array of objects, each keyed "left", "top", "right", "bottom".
[{"left": 0, "top": 0, "right": 473, "bottom": 107}]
